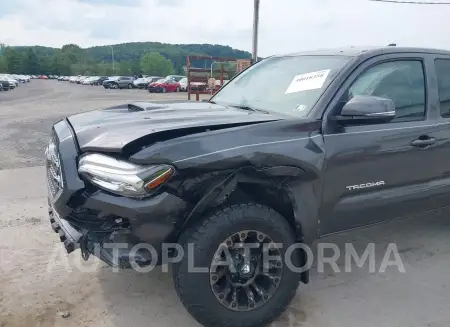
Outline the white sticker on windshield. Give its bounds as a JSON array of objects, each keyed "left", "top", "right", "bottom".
[{"left": 285, "top": 69, "right": 331, "bottom": 94}]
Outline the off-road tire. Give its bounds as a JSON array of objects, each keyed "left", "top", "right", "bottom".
[{"left": 173, "top": 203, "right": 300, "bottom": 327}]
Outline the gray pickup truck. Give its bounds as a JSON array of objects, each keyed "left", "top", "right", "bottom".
[{"left": 47, "top": 45, "right": 450, "bottom": 327}]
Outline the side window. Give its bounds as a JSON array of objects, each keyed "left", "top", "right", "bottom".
[
  {"left": 344, "top": 60, "right": 426, "bottom": 122},
  {"left": 435, "top": 59, "right": 450, "bottom": 117}
]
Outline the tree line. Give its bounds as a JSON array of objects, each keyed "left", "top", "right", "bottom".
[{"left": 0, "top": 42, "right": 253, "bottom": 77}]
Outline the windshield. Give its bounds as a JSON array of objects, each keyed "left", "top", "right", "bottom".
[{"left": 211, "top": 55, "right": 351, "bottom": 117}]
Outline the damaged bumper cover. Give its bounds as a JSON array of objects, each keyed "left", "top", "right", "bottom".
[
  {"left": 46, "top": 119, "right": 189, "bottom": 268},
  {"left": 49, "top": 204, "right": 82, "bottom": 253}
]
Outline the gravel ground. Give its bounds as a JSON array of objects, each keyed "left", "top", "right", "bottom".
[{"left": 1, "top": 80, "right": 450, "bottom": 327}]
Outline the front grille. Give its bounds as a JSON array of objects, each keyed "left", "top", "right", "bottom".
[{"left": 46, "top": 134, "right": 64, "bottom": 199}]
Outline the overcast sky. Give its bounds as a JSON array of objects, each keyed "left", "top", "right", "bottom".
[{"left": 1, "top": 0, "right": 450, "bottom": 56}]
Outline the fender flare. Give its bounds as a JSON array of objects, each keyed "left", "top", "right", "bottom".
[{"left": 283, "top": 181, "right": 320, "bottom": 246}]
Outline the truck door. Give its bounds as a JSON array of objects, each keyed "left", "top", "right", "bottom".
[{"left": 319, "top": 54, "right": 445, "bottom": 235}]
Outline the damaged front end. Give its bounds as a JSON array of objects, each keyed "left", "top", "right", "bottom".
[
  {"left": 46, "top": 119, "right": 191, "bottom": 269},
  {"left": 46, "top": 102, "right": 321, "bottom": 272}
]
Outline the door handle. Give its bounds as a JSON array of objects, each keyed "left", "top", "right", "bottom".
[{"left": 411, "top": 137, "right": 436, "bottom": 148}]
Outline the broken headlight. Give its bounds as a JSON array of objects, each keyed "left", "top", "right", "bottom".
[{"left": 78, "top": 153, "right": 174, "bottom": 198}]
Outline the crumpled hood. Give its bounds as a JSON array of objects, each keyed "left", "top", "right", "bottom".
[{"left": 68, "top": 101, "right": 282, "bottom": 153}]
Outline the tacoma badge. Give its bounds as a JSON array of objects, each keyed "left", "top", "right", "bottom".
[{"left": 346, "top": 181, "right": 385, "bottom": 191}]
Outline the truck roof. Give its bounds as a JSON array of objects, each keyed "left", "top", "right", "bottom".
[{"left": 279, "top": 46, "right": 450, "bottom": 58}]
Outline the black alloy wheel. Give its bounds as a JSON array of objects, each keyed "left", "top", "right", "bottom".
[
  {"left": 209, "top": 230, "right": 283, "bottom": 312},
  {"left": 173, "top": 203, "right": 301, "bottom": 327}
]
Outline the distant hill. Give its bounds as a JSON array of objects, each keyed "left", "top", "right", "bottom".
[{"left": 11, "top": 42, "right": 253, "bottom": 74}]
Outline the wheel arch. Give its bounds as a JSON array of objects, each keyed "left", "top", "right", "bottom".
[{"left": 180, "top": 166, "right": 320, "bottom": 284}]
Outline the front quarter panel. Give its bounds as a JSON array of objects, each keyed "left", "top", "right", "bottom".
[{"left": 130, "top": 119, "right": 326, "bottom": 244}]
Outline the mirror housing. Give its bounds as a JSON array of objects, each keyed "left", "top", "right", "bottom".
[{"left": 333, "top": 95, "right": 396, "bottom": 125}]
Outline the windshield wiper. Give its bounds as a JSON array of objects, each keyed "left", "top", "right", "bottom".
[{"left": 229, "top": 104, "right": 269, "bottom": 114}]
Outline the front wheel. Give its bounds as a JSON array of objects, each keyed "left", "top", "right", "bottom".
[
  {"left": 161, "top": 87, "right": 167, "bottom": 93},
  {"left": 128, "top": 83, "right": 133, "bottom": 89},
  {"left": 176, "top": 87, "right": 180, "bottom": 92},
  {"left": 173, "top": 203, "right": 300, "bottom": 327}
]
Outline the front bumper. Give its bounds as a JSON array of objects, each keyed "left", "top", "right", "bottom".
[
  {"left": 49, "top": 203, "right": 82, "bottom": 253},
  {"left": 46, "top": 120, "right": 189, "bottom": 267},
  {"left": 148, "top": 86, "right": 162, "bottom": 92}
]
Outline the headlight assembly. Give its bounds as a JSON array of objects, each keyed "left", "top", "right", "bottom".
[{"left": 78, "top": 153, "right": 174, "bottom": 198}]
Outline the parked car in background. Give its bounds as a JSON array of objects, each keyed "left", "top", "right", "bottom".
[
  {"left": 133, "top": 76, "right": 162, "bottom": 89},
  {"left": 103, "top": 76, "right": 135, "bottom": 89},
  {"left": 12, "top": 75, "right": 30, "bottom": 83},
  {"left": 178, "top": 77, "right": 188, "bottom": 91},
  {"left": 4, "top": 75, "right": 19, "bottom": 88},
  {"left": 92, "top": 76, "right": 109, "bottom": 86},
  {"left": 148, "top": 78, "right": 181, "bottom": 93},
  {"left": 69, "top": 76, "right": 78, "bottom": 83},
  {"left": 76, "top": 76, "right": 87, "bottom": 84},
  {"left": 81, "top": 77, "right": 91, "bottom": 85},
  {"left": 165, "top": 74, "right": 185, "bottom": 82},
  {"left": 39, "top": 75, "right": 49, "bottom": 79},
  {"left": 132, "top": 77, "right": 146, "bottom": 88},
  {"left": 0, "top": 75, "right": 17, "bottom": 89},
  {"left": 81, "top": 76, "right": 98, "bottom": 85},
  {"left": 0, "top": 76, "right": 9, "bottom": 91}
]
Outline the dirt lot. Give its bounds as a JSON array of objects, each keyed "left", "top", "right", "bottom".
[{"left": 1, "top": 80, "right": 450, "bottom": 327}]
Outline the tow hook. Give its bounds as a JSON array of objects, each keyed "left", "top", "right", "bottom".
[{"left": 80, "top": 232, "right": 95, "bottom": 261}]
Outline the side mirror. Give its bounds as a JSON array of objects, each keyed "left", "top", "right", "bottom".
[{"left": 334, "top": 95, "right": 396, "bottom": 125}]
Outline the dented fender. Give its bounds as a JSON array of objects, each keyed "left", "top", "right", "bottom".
[{"left": 182, "top": 165, "right": 320, "bottom": 245}]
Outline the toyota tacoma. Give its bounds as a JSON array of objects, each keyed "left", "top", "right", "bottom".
[{"left": 46, "top": 46, "right": 450, "bottom": 327}]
